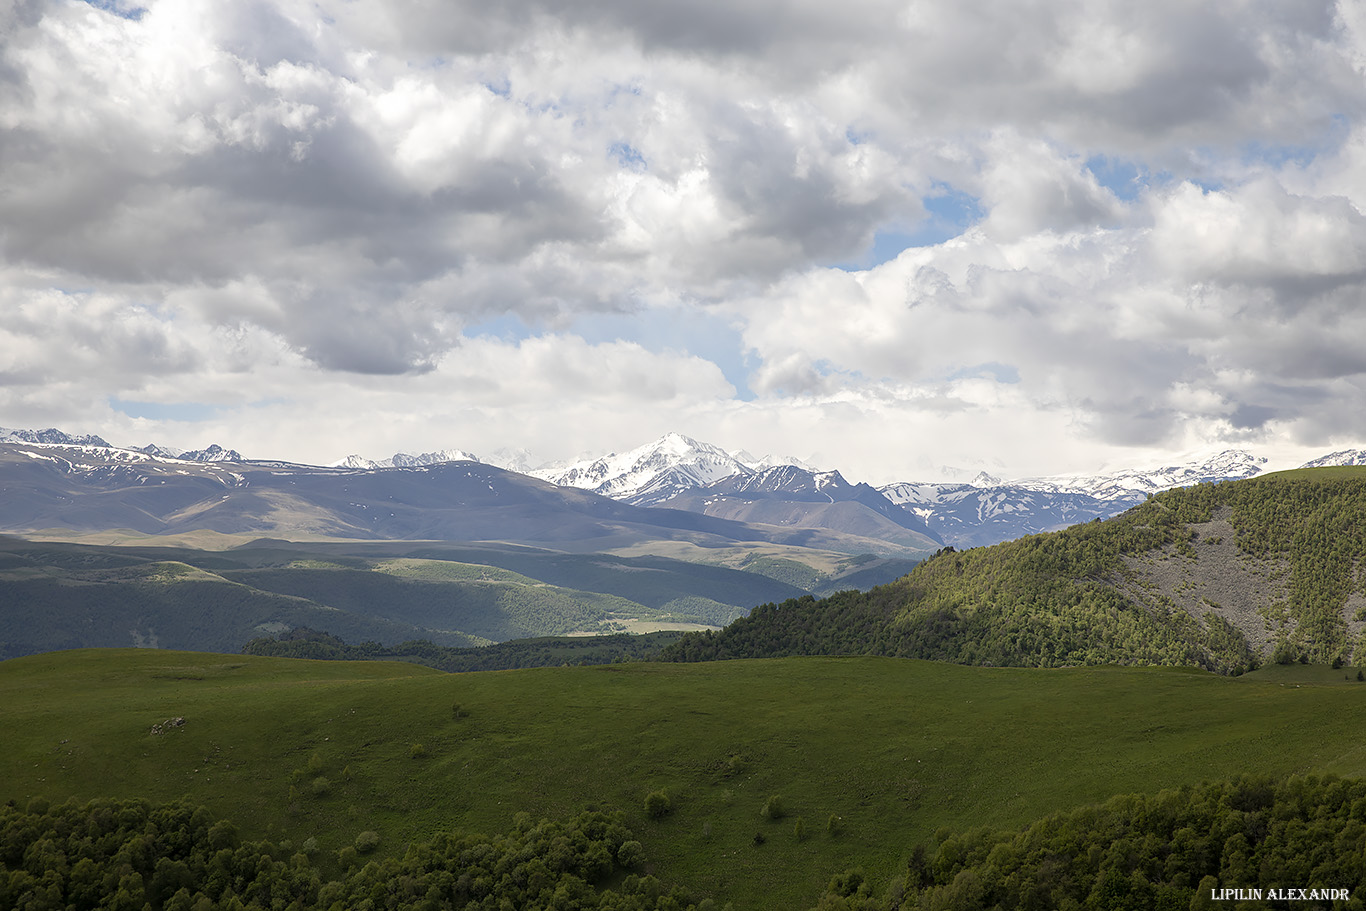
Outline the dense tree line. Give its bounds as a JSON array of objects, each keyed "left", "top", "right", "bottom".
[
  {"left": 243, "top": 628, "right": 687, "bottom": 673},
  {"left": 662, "top": 473, "right": 1366, "bottom": 671},
  {"left": 0, "top": 797, "right": 702, "bottom": 910},
  {"left": 809, "top": 773, "right": 1366, "bottom": 910}
]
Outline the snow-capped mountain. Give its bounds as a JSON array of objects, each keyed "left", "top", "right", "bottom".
[
  {"left": 1300, "top": 449, "right": 1366, "bottom": 468},
  {"left": 1011, "top": 450, "right": 1267, "bottom": 502},
  {"left": 1, "top": 427, "right": 112, "bottom": 448},
  {"left": 179, "top": 444, "right": 245, "bottom": 462},
  {"left": 660, "top": 464, "right": 940, "bottom": 554},
  {"left": 134, "top": 443, "right": 183, "bottom": 459},
  {"left": 529, "top": 432, "right": 755, "bottom": 503},
  {"left": 880, "top": 450, "right": 1270, "bottom": 547},
  {"left": 330, "top": 449, "right": 479, "bottom": 470},
  {"left": 881, "top": 480, "right": 1114, "bottom": 548}
]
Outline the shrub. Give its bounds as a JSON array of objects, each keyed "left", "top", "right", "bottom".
[
  {"left": 794, "top": 817, "right": 805, "bottom": 841},
  {"left": 761, "top": 795, "right": 785, "bottom": 821},
  {"left": 827, "top": 814, "right": 841, "bottom": 837},
  {"left": 310, "top": 777, "right": 331, "bottom": 797},
  {"left": 354, "top": 830, "right": 381, "bottom": 854},
  {"left": 644, "top": 790, "right": 672, "bottom": 819},
  {"left": 617, "top": 840, "right": 645, "bottom": 867},
  {"left": 408, "top": 743, "right": 426, "bottom": 759}
]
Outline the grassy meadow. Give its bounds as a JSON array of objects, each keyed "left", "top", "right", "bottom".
[{"left": 3, "top": 650, "right": 1365, "bottom": 908}]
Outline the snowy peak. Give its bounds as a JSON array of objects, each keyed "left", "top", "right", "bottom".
[
  {"left": 135, "top": 443, "right": 183, "bottom": 459},
  {"left": 1016, "top": 449, "right": 1267, "bottom": 502},
  {"left": 530, "top": 432, "right": 750, "bottom": 501},
  {"left": 0, "top": 427, "right": 113, "bottom": 448},
  {"left": 180, "top": 444, "right": 244, "bottom": 462},
  {"left": 330, "top": 449, "right": 480, "bottom": 470},
  {"left": 1300, "top": 449, "right": 1366, "bottom": 468}
]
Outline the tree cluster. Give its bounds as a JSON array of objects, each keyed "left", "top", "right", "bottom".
[
  {"left": 0, "top": 797, "right": 701, "bottom": 911},
  {"left": 811, "top": 774, "right": 1366, "bottom": 910},
  {"left": 242, "top": 628, "right": 686, "bottom": 672}
]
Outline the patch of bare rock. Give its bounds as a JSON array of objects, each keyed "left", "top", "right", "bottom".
[{"left": 1115, "top": 507, "right": 1289, "bottom": 657}]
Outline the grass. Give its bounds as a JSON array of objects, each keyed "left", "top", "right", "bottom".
[{"left": 2, "top": 650, "right": 1365, "bottom": 908}]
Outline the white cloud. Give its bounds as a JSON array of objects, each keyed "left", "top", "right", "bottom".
[{"left": 2, "top": 0, "right": 1366, "bottom": 478}]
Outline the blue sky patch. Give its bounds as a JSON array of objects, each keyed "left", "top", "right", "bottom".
[
  {"left": 609, "top": 142, "right": 647, "bottom": 171},
  {"left": 83, "top": 0, "right": 145, "bottom": 20},
  {"left": 1085, "top": 155, "right": 1146, "bottom": 201}
]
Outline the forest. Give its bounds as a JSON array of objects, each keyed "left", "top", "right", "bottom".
[{"left": 0, "top": 798, "right": 701, "bottom": 911}]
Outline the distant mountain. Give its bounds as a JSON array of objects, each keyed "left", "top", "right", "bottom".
[
  {"left": 331, "top": 449, "right": 479, "bottom": 470},
  {"left": 529, "top": 432, "right": 754, "bottom": 504},
  {"left": 659, "top": 465, "right": 940, "bottom": 554},
  {"left": 180, "top": 443, "right": 244, "bottom": 462},
  {"left": 1300, "top": 449, "right": 1366, "bottom": 468},
  {"left": 0, "top": 427, "right": 112, "bottom": 447},
  {"left": 880, "top": 449, "right": 1270, "bottom": 548},
  {"left": 134, "top": 443, "right": 182, "bottom": 459},
  {"left": 1012, "top": 449, "right": 1267, "bottom": 502},
  {"left": 880, "top": 480, "right": 1114, "bottom": 548},
  {"left": 0, "top": 438, "right": 925, "bottom": 557}
]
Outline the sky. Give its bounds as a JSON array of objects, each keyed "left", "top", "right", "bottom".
[{"left": 4, "top": 0, "right": 1366, "bottom": 483}]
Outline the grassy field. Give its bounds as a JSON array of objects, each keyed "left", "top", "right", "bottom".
[{"left": 2, "top": 650, "right": 1365, "bottom": 908}]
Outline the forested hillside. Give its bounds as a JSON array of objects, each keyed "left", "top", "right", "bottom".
[
  {"left": 809, "top": 774, "right": 1366, "bottom": 910},
  {"left": 661, "top": 468, "right": 1366, "bottom": 672}
]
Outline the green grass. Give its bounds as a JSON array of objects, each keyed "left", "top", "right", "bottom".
[{"left": 3, "top": 650, "right": 1366, "bottom": 908}]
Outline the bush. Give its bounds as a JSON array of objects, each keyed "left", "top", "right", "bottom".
[
  {"left": 354, "top": 830, "right": 381, "bottom": 854},
  {"left": 310, "top": 777, "right": 331, "bottom": 797},
  {"left": 761, "top": 795, "right": 785, "bottom": 821},
  {"left": 408, "top": 743, "right": 426, "bottom": 759},
  {"left": 827, "top": 814, "right": 841, "bottom": 837},
  {"left": 617, "top": 840, "right": 645, "bottom": 867},
  {"left": 794, "top": 817, "right": 805, "bottom": 841},
  {"left": 644, "top": 790, "right": 672, "bottom": 819}
]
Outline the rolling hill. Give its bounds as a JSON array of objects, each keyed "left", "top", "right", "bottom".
[{"left": 661, "top": 467, "right": 1366, "bottom": 672}]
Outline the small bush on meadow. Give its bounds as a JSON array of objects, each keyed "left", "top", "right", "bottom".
[
  {"left": 761, "top": 795, "right": 785, "bottom": 821},
  {"left": 644, "top": 790, "right": 672, "bottom": 819}
]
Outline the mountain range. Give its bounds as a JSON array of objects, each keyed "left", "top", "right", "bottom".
[{"left": 5, "top": 425, "right": 1366, "bottom": 551}]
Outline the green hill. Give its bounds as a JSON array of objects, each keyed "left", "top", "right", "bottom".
[
  {"left": 4, "top": 649, "right": 1366, "bottom": 908},
  {"left": 661, "top": 468, "right": 1366, "bottom": 672}
]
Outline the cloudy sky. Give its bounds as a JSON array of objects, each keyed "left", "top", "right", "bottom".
[{"left": 3, "top": 0, "right": 1366, "bottom": 482}]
